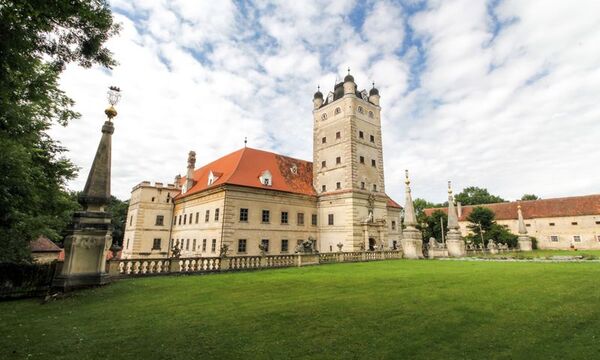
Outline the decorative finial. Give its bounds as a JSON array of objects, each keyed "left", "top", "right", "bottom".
[
  {"left": 105, "top": 86, "right": 121, "bottom": 120},
  {"left": 372, "top": 81, "right": 375, "bottom": 88},
  {"left": 447, "top": 180, "right": 452, "bottom": 195},
  {"left": 244, "top": 137, "right": 247, "bottom": 147},
  {"left": 317, "top": 85, "right": 320, "bottom": 91},
  {"left": 347, "top": 67, "right": 351, "bottom": 75},
  {"left": 404, "top": 169, "right": 410, "bottom": 185}
]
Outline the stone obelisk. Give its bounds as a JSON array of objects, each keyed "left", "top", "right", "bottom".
[
  {"left": 445, "top": 181, "right": 466, "bottom": 257},
  {"left": 517, "top": 204, "right": 533, "bottom": 251},
  {"left": 53, "top": 86, "right": 121, "bottom": 290},
  {"left": 400, "top": 170, "right": 423, "bottom": 259}
]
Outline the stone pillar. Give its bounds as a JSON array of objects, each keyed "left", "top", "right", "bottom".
[
  {"left": 400, "top": 170, "right": 424, "bottom": 259},
  {"left": 220, "top": 257, "right": 231, "bottom": 271},
  {"left": 445, "top": 181, "right": 466, "bottom": 257},
  {"left": 53, "top": 89, "right": 121, "bottom": 290},
  {"left": 517, "top": 204, "right": 533, "bottom": 251}
]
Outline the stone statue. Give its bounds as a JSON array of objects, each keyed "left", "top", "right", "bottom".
[
  {"left": 219, "top": 244, "right": 229, "bottom": 258},
  {"left": 171, "top": 240, "right": 181, "bottom": 258},
  {"left": 294, "top": 238, "right": 317, "bottom": 254},
  {"left": 367, "top": 192, "right": 375, "bottom": 223},
  {"left": 428, "top": 237, "right": 437, "bottom": 249},
  {"left": 337, "top": 242, "right": 343, "bottom": 252},
  {"left": 258, "top": 243, "right": 268, "bottom": 256}
]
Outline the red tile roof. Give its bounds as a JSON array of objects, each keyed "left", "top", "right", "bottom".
[
  {"left": 30, "top": 236, "right": 62, "bottom": 253},
  {"left": 387, "top": 198, "right": 402, "bottom": 209},
  {"left": 177, "top": 147, "right": 316, "bottom": 198},
  {"left": 423, "top": 194, "right": 600, "bottom": 221}
]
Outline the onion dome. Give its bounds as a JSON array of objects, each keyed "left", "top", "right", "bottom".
[
  {"left": 344, "top": 74, "right": 354, "bottom": 83},
  {"left": 369, "top": 82, "right": 379, "bottom": 96},
  {"left": 313, "top": 88, "right": 323, "bottom": 99}
]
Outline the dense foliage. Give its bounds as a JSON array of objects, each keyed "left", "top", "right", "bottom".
[
  {"left": 521, "top": 194, "right": 540, "bottom": 201},
  {"left": 454, "top": 186, "right": 505, "bottom": 205},
  {"left": 0, "top": 1, "right": 119, "bottom": 263},
  {"left": 465, "top": 206, "right": 518, "bottom": 247},
  {"left": 421, "top": 209, "right": 448, "bottom": 242}
]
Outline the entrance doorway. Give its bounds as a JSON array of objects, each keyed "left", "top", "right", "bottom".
[{"left": 368, "top": 237, "right": 376, "bottom": 251}]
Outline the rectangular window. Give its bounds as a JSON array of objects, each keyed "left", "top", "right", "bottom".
[
  {"left": 571, "top": 222, "right": 578, "bottom": 225},
  {"left": 130, "top": 216, "right": 133, "bottom": 226},
  {"left": 371, "top": 159, "right": 376, "bottom": 167},
  {"left": 261, "top": 239, "right": 269, "bottom": 253},
  {"left": 336, "top": 156, "right": 341, "bottom": 164},
  {"left": 370, "top": 134, "right": 375, "bottom": 143},
  {"left": 155, "top": 215, "right": 164, "bottom": 226},
  {"left": 126, "top": 238, "right": 130, "bottom": 249},
  {"left": 211, "top": 239, "right": 216, "bottom": 252},
  {"left": 596, "top": 221, "right": 600, "bottom": 225},
  {"left": 281, "top": 211, "right": 288, "bottom": 224},
  {"left": 297, "top": 213, "right": 304, "bottom": 225},
  {"left": 328, "top": 214, "right": 334, "bottom": 225},
  {"left": 359, "top": 156, "right": 365, "bottom": 164},
  {"left": 281, "top": 239, "right": 289, "bottom": 252},
  {"left": 238, "top": 239, "right": 247, "bottom": 253},
  {"left": 597, "top": 235, "right": 600, "bottom": 242},
  {"left": 178, "top": 215, "right": 182, "bottom": 225},
  {"left": 336, "top": 131, "right": 341, "bottom": 139},
  {"left": 152, "top": 238, "right": 161, "bottom": 250},
  {"left": 185, "top": 214, "right": 188, "bottom": 225},
  {"left": 215, "top": 208, "right": 220, "bottom": 221},
  {"left": 573, "top": 235, "right": 581, "bottom": 242},
  {"left": 193, "top": 239, "right": 197, "bottom": 251},
  {"left": 202, "top": 239, "right": 207, "bottom": 251},
  {"left": 262, "top": 210, "right": 270, "bottom": 223},
  {"left": 322, "top": 137, "right": 327, "bottom": 144},
  {"left": 359, "top": 131, "right": 364, "bottom": 139},
  {"left": 196, "top": 212, "right": 199, "bottom": 224},
  {"left": 373, "top": 184, "right": 377, "bottom": 191},
  {"left": 321, "top": 160, "right": 326, "bottom": 168},
  {"left": 311, "top": 214, "right": 317, "bottom": 226},
  {"left": 336, "top": 182, "right": 341, "bottom": 189},
  {"left": 361, "top": 182, "right": 365, "bottom": 190},
  {"left": 240, "top": 208, "right": 249, "bottom": 222},
  {"left": 550, "top": 235, "right": 559, "bottom": 242},
  {"left": 526, "top": 224, "right": 531, "bottom": 227},
  {"left": 322, "top": 185, "right": 327, "bottom": 192},
  {"left": 185, "top": 239, "right": 190, "bottom": 251},
  {"left": 549, "top": 222, "right": 555, "bottom": 226},
  {"left": 391, "top": 221, "right": 396, "bottom": 230},
  {"left": 204, "top": 210, "right": 209, "bottom": 222},
  {"left": 173, "top": 217, "right": 177, "bottom": 226}
]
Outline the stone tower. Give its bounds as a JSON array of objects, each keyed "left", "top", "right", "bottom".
[{"left": 312, "top": 72, "right": 388, "bottom": 251}]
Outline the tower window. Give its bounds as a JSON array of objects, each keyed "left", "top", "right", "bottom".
[
  {"left": 550, "top": 235, "right": 559, "bottom": 242},
  {"left": 322, "top": 137, "right": 327, "bottom": 144},
  {"left": 360, "top": 156, "right": 365, "bottom": 164},
  {"left": 371, "top": 159, "right": 376, "bottom": 167},
  {"left": 328, "top": 214, "right": 334, "bottom": 225},
  {"left": 336, "top": 131, "right": 341, "bottom": 139},
  {"left": 358, "top": 106, "right": 364, "bottom": 114},
  {"left": 573, "top": 235, "right": 581, "bottom": 242},
  {"left": 335, "top": 107, "right": 341, "bottom": 115},
  {"left": 322, "top": 185, "right": 327, "bottom": 192},
  {"left": 361, "top": 182, "right": 365, "bottom": 190},
  {"left": 336, "top": 182, "right": 341, "bottom": 190},
  {"left": 151, "top": 197, "right": 155, "bottom": 202},
  {"left": 155, "top": 215, "right": 164, "bottom": 226},
  {"left": 368, "top": 111, "right": 374, "bottom": 118},
  {"left": 572, "top": 222, "right": 578, "bottom": 225},
  {"left": 549, "top": 222, "right": 555, "bottom": 226},
  {"left": 322, "top": 160, "right": 326, "bottom": 168},
  {"left": 370, "top": 135, "right": 375, "bottom": 143},
  {"left": 321, "top": 113, "right": 327, "bottom": 120},
  {"left": 392, "top": 221, "right": 396, "bottom": 230},
  {"left": 359, "top": 131, "right": 364, "bottom": 139},
  {"left": 373, "top": 184, "right": 377, "bottom": 191},
  {"left": 336, "top": 156, "right": 341, "bottom": 165}
]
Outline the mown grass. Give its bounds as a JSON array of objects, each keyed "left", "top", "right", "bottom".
[
  {"left": 469, "top": 249, "right": 600, "bottom": 260},
  {"left": 1, "top": 260, "right": 600, "bottom": 359}
]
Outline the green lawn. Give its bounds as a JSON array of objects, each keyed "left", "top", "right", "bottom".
[
  {"left": 2, "top": 260, "right": 600, "bottom": 359},
  {"left": 469, "top": 249, "right": 600, "bottom": 259}
]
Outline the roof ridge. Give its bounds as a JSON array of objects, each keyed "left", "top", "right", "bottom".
[{"left": 226, "top": 147, "right": 250, "bottom": 183}]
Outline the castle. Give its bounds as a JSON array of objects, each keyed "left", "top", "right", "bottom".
[{"left": 122, "top": 74, "right": 403, "bottom": 258}]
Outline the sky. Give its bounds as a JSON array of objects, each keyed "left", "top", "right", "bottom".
[{"left": 51, "top": 0, "right": 600, "bottom": 204}]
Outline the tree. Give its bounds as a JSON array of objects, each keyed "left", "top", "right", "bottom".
[
  {"left": 108, "top": 196, "right": 129, "bottom": 246},
  {"left": 421, "top": 210, "right": 448, "bottom": 243},
  {"left": 413, "top": 198, "right": 443, "bottom": 225},
  {"left": 0, "top": 1, "right": 119, "bottom": 263},
  {"left": 466, "top": 206, "right": 496, "bottom": 236},
  {"left": 454, "top": 186, "right": 505, "bottom": 205},
  {"left": 521, "top": 194, "right": 540, "bottom": 201}
]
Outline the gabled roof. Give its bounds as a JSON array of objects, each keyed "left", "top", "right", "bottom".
[
  {"left": 387, "top": 197, "right": 402, "bottom": 209},
  {"left": 30, "top": 236, "right": 61, "bottom": 253},
  {"left": 177, "top": 147, "right": 316, "bottom": 198},
  {"left": 423, "top": 194, "right": 600, "bottom": 221}
]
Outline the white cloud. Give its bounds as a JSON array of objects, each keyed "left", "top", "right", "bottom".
[{"left": 52, "top": 0, "right": 600, "bottom": 206}]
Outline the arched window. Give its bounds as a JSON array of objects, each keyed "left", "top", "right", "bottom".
[
  {"left": 357, "top": 106, "right": 364, "bottom": 114},
  {"left": 321, "top": 113, "right": 327, "bottom": 120},
  {"left": 334, "top": 107, "right": 341, "bottom": 115},
  {"left": 368, "top": 111, "right": 374, "bottom": 118}
]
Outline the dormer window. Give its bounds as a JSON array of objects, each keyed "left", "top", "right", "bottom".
[
  {"left": 208, "top": 171, "right": 222, "bottom": 186},
  {"left": 290, "top": 164, "right": 298, "bottom": 175},
  {"left": 259, "top": 170, "right": 272, "bottom": 186}
]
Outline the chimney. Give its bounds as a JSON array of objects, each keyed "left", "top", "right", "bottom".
[
  {"left": 457, "top": 201, "right": 462, "bottom": 218},
  {"left": 186, "top": 151, "right": 196, "bottom": 191},
  {"left": 174, "top": 175, "right": 182, "bottom": 189}
]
